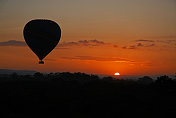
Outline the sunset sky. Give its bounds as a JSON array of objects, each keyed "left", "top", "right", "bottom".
[{"left": 0, "top": 0, "right": 176, "bottom": 75}]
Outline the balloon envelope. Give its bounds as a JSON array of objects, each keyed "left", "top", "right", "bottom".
[{"left": 23, "top": 19, "right": 61, "bottom": 63}]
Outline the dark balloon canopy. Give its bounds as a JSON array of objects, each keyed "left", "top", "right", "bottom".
[{"left": 23, "top": 19, "right": 61, "bottom": 64}]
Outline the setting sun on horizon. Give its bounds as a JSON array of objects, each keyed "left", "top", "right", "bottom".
[{"left": 114, "top": 73, "right": 120, "bottom": 76}]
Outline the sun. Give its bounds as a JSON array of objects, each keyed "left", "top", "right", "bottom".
[{"left": 114, "top": 72, "right": 120, "bottom": 76}]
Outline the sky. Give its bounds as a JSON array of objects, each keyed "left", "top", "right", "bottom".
[{"left": 0, "top": 0, "right": 176, "bottom": 75}]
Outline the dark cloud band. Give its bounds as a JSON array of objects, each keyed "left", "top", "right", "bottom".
[{"left": 0, "top": 40, "right": 26, "bottom": 46}]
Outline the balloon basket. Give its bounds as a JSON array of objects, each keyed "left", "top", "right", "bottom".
[{"left": 39, "top": 60, "right": 44, "bottom": 64}]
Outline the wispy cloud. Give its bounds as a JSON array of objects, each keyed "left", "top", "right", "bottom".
[
  {"left": 120, "top": 45, "right": 138, "bottom": 50},
  {"left": 44, "top": 59, "right": 57, "bottom": 61},
  {"left": 135, "top": 38, "right": 176, "bottom": 46},
  {"left": 145, "top": 43, "right": 155, "bottom": 47},
  {"left": 120, "top": 45, "right": 137, "bottom": 50},
  {"left": 61, "top": 56, "right": 134, "bottom": 63},
  {"left": 113, "top": 45, "right": 118, "bottom": 48},
  {"left": 61, "top": 56, "right": 153, "bottom": 67},
  {"left": 119, "top": 39, "right": 156, "bottom": 50},
  {"left": 0, "top": 39, "right": 106, "bottom": 48},
  {"left": 58, "top": 39, "right": 106, "bottom": 48},
  {"left": 156, "top": 39, "right": 176, "bottom": 44},
  {"left": 147, "top": 35, "right": 176, "bottom": 39},
  {"left": 127, "top": 45, "right": 137, "bottom": 49},
  {"left": 137, "top": 43, "right": 143, "bottom": 47},
  {"left": 0, "top": 40, "right": 26, "bottom": 46},
  {"left": 56, "top": 47, "right": 70, "bottom": 50},
  {"left": 1, "top": 38, "right": 171, "bottom": 51},
  {"left": 136, "top": 42, "right": 155, "bottom": 47},
  {"left": 135, "top": 39, "right": 155, "bottom": 42}
]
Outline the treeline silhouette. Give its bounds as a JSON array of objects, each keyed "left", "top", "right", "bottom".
[{"left": 0, "top": 72, "right": 176, "bottom": 118}]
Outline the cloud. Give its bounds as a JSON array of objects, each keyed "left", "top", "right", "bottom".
[
  {"left": 135, "top": 39, "right": 155, "bottom": 42},
  {"left": 44, "top": 59, "right": 57, "bottom": 61},
  {"left": 0, "top": 40, "right": 26, "bottom": 46},
  {"left": 88, "top": 40, "right": 105, "bottom": 44},
  {"left": 121, "top": 46, "right": 127, "bottom": 49},
  {"left": 0, "top": 39, "right": 157, "bottom": 50},
  {"left": 112, "top": 39, "right": 157, "bottom": 50},
  {"left": 135, "top": 38, "right": 176, "bottom": 47},
  {"left": 61, "top": 56, "right": 153, "bottom": 66},
  {"left": 113, "top": 45, "right": 118, "bottom": 48},
  {"left": 58, "top": 39, "right": 106, "bottom": 47},
  {"left": 128, "top": 45, "right": 137, "bottom": 49},
  {"left": 156, "top": 39, "right": 176, "bottom": 44},
  {"left": 145, "top": 43, "right": 155, "bottom": 47},
  {"left": 0, "top": 39, "right": 106, "bottom": 48},
  {"left": 61, "top": 56, "right": 134, "bottom": 63},
  {"left": 133, "top": 39, "right": 157, "bottom": 48},
  {"left": 56, "top": 47, "right": 70, "bottom": 50},
  {"left": 137, "top": 42, "right": 155, "bottom": 47},
  {"left": 136, "top": 39, "right": 176, "bottom": 44},
  {"left": 120, "top": 40, "right": 156, "bottom": 49},
  {"left": 121, "top": 45, "right": 137, "bottom": 50},
  {"left": 137, "top": 43, "right": 143, "bottom": 47},
  {"left": 147, "top": 35, "right": 176, "bottom": 39}
]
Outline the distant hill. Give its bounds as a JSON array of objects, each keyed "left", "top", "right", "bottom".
[
  {"left": 98, "top": 74, "right": 175, "bottom": 80},
  {"left": 0, "top": 69, "right": 37, "bottom": 75}
]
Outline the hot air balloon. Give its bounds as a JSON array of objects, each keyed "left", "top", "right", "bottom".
[{"left": 23, "top": 19, "right": 61, "bottom": 64}]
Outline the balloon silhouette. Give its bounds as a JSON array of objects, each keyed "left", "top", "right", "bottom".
[{"left": 23, "top": 19, "right": 61, "bottom": 64}]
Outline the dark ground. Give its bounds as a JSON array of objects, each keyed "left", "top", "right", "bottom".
[{"left": 0, "top": 73, "right": 176, "bottom": 118}]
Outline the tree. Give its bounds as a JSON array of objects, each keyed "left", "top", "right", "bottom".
[
  {"left": 103, "top": 76, "right": 114, "bottom": 81},
  {"left": 137, "top": 76, "right": 153, "bottom": 85},
  {"left": 33, "top": 72, "right": 44, "bottom": 79},
  {"left": 155, "top": 75, "right": 172, "bottom": 84},
  {"left": 10, "top": 72, "right": 19, "bottom": 79}
]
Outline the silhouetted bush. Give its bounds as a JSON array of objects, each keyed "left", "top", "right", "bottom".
[
  {"left": 33, "top": 72, "right": 44, "bottom": 79},
  {"left": 10, "top": 72, "right": 18, "bottom": 79},
  {"left": 102, "top": 76, "right": 114, "bottom": 80},
  {"left": 155, "top": 75, "right": 173, "bottom": 84},
  {"left": 137, "top": 76, "right": 153, "bottom": 85}
]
